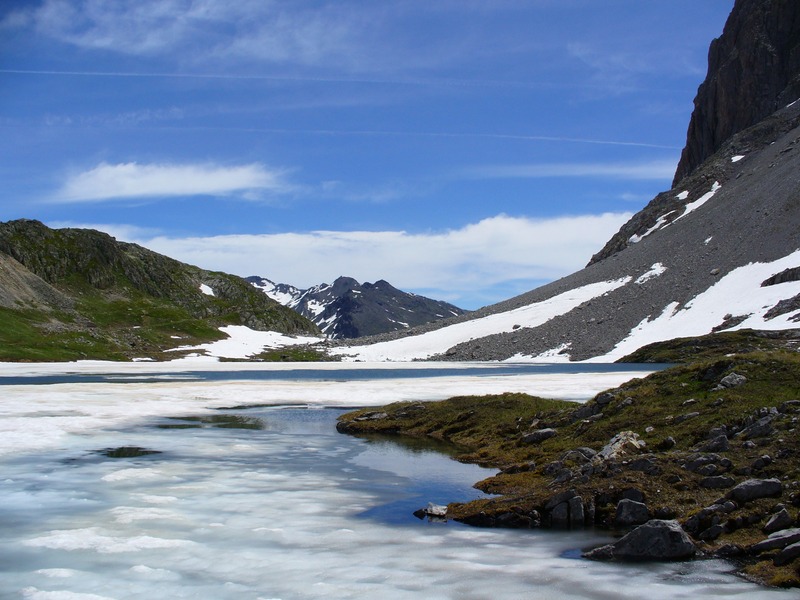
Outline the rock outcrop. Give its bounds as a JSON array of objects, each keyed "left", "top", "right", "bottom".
[{"left": 674, "top": 0, "right": 800, "bottom": 184}]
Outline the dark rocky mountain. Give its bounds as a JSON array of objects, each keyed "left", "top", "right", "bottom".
[
  {"left": 248, "top": 275, "right": 466, "bottom": 339},
  {"left": 0, "top": 220, "right": 317, "bottom": 360},
  {"left": 341, "top": 0, "right": 800, "bottom": 362},
  {"left": 674, "top": 0, "right": 800, "bottom": 184}
]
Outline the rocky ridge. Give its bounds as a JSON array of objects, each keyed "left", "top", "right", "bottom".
[{"left": 249, "top": 275, "right": 465, "bottom": 339}]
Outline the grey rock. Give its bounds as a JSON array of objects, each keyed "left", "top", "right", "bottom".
[
  {"left": 719, "top": 373, "right": 747, "bottom": 388},
  {"left": 698, "top": 435, "right": 730, "bottom": 453},
  {"left": 752, "top": 455, "right": 773, "bottom": 470},
  {"left": 674, "top": 412, "right": 700, "bottom": 425},
  {"left": 764, "top": 508, "right": 794, "bottom": 534},
  {"left": 621, "top": 488, "right": 645, "bottom": 503},
  {"left": 544, "top": 489, "right": 578, "bottom": 511},
  {"left": 550, "top": 502, "right": 570, "bottom": 529},
  {"left": 750, "top": 528, "right": 800, "bottom": 553},
  {"left": 522, "top": 428, "right": 557, "bottom": 444},
  {"left": 569, "top": 496, "right": 585, "bottom": 528},
  {"left": 354, "top": 411, "right": 389, "bottom": 422},
  {"left": 583, "top": 520, "right": 696, "bottom": 561},
  {"left": 698, "top": 524, "right": 724, "bottom": 541},
  {"left": 774, "top": 541, "right": 800, "bottom": 566},
  {"left": 615, "top": 499, "right": 650, "bottom": 528},
  {"left": 736, "top": 416, "right": 776, "bottom": 440},
  {"left": 700, "top": 476, "right": 736, "bottom": 489},
  {"left": 727, "top": 478, "right": 782, "bottom": 503}
]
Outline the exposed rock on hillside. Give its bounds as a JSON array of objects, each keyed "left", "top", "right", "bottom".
[{"left": 674, "top": 0, "right": 800, "bottom": 184}]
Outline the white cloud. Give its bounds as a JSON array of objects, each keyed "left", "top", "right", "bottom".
[
  {"left": 53, "top": 162, "right": 293, "bottom": 202},
  {"left": 63, "top": 212, "right": 632, "bottom": 308},
  {"left": 466, "top": 159, "right": 676, "bottom": 181}
]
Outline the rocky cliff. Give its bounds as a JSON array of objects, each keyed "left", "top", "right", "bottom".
[{"left": 673, "top": 0, "right": 800, "bottom": 184}]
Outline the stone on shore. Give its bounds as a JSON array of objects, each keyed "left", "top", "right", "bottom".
[{"left": 583, "top": 520, "right": 696, "bottom": 561}]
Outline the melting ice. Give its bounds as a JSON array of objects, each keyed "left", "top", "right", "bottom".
[{"left": 0, "top": 363, "right": 796, "bottom": 599}]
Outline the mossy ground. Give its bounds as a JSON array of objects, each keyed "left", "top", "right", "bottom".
[{"left": 337, "top": 344, "right": 800, "bottom": 587}]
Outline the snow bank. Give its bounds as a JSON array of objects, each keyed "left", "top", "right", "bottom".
[
  {"left": 167, "top": 325, "right": 321, "bottom": 360},
  {"left": 593, "top": 248, "right": 800, "bottom": 361},
  {"left": 331, "top": 277, "right": 631, "bottom": 361}
]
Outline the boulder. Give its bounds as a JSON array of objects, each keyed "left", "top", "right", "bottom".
[
  {"left": 615, "top": 499, "right": 650, "bottom": 528},
  {"left": 774, "top": 541, "right": 800, "bottom": 566},
  {"left": 522, "top": 428, "right": 557, "bottom": 444},
  {"left": 764, "top": 508, "right": 794, "bottom": 535},
  {"left": 697, "top": 434, "right": 730, "bottom": 453},
  {"left": 594, "top": 431, "right": 646, "bottom": 462},
  {"left": 413, "top": 502, "right": 448, "bottom": 520},
  {"left": 583, "top": 520, "right": 697, "bottom": 561},
  {"left": 719, "top": 373, "right": 747, "bottom": 388},
  {"left": 735, "top": 416, "right": 776, "bottom": 440},
  {"left": 700, "top": 476, "right": 736, "bottom": 489},
  {"left": 749, "top": 527, "right": 800, "bottom": 553},
  {"left": 726, "top": 478, "right": 782, "bottom": 503}
]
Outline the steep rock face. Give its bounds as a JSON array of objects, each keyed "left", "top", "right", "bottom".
[
  {"left": 674, "top": 0, "right": 800, "bottom": 185},
  {"left": 249, "top": 275, "right": 466, "bottom": 339}
]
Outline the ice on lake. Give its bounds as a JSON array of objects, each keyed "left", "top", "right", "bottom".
[{"left": 0, "top": 362, "right": 795, "bottom": 599}]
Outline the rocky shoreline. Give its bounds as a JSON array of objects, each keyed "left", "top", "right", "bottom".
[{"left": 336, "top": 343, "right": 800, "bottom": 587}]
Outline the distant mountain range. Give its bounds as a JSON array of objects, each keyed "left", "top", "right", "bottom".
[
  {"left": 335, "top": 0, "right": 800, "bottom": 362},
  {"left": 247, "top": 275, "right": 466, "bottom": 339}
]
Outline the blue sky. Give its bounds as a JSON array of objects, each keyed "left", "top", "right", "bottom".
[{"left": 0, "top": 0, "right": 733, "bottom": 309}]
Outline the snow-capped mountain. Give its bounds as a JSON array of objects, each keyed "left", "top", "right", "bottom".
[
  {"left": 247, "top": 275, "right": 466, "bottom": 339},
  {"left": 333, "top": 0, "right": 800, "bottom": 362}
]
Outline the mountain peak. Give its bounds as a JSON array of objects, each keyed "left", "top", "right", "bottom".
[{"left": 673, "top": 0, "right": 800, "bottom": 185}]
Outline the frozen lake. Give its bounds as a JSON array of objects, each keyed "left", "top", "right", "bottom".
[{"left": 0, "top": 361, "right": 795, "bottom": 599}]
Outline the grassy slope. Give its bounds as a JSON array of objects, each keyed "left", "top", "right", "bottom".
[{"left": 0, "top": 220, "right": 318, "bottom": 361}]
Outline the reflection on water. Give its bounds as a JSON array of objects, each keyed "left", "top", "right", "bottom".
[
  {"left": 99, "top": 446, "right": 163, "bottom": 458},
  {"left": 155, "top": 414, "right": 266, "bottom": 430}
]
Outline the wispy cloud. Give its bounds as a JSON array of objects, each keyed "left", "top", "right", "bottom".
[
  {"left": 53, "top": 162, "right": 294, "bottom": 203},
  {"left": 465, "top": 159, "right": 676, "bottom": 181},
  {"left": 64, "top": 212, "right": 633, "bottom": 308}
]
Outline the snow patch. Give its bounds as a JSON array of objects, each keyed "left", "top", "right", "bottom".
[
  {"left": 635, "top": 263, "right": 666, "bottom": 285},
  {"left": 731, "top": 155, "right": 745, "bottom": 163},
  {"left": 199, "top": 284, "right": 214, "bottom": 297},
  {"left": 674, "top": 181, "right": 721, "bottom": 222},
  {"left": 168, "top": 325, "right": 321, "bottom": 360},
  {"left": 629, "top": 212, "right": 675, "bottom": 244},
  {"left": 676, "top": 191, "right": 689, "bottom": 200},
  {"left": 704, "top": 236, "right": 713, "bottom": 245}
]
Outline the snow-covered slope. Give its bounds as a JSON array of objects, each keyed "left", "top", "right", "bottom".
[
  {"left": 247, "top": 275, "right": 465, "bottom": 339},
  {"left": 335, "top": 98, "right": 800, "bottom": 362}
]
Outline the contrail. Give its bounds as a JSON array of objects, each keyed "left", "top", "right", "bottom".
[
  {"left": 0, "top": 68, "right": 668, "bottom": 93},
  {"left": 162, "top": 125, "right": 681, "bottom": 150}
]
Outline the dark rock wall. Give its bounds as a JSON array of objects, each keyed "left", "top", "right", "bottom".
[{"left": 674, "top": 0, "right": 800, "bottom": 185}]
